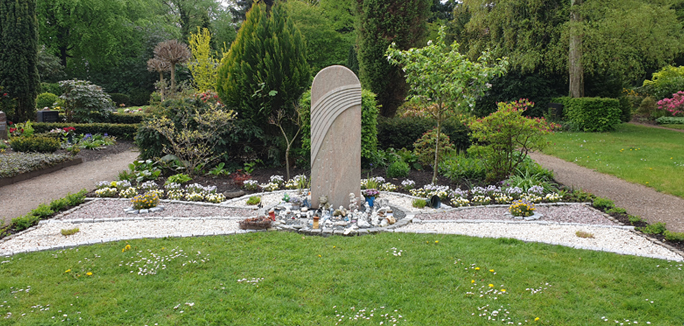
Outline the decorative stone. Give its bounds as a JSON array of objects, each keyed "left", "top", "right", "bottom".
[
  {"left": 224, "top": 190, "right": 246, "bottom": 199},
  {"left": 506, "top": 212, "right": 544, "bottom": 221},
  {"left": 139, "top": 209, "right": 149, "bottom": 214},
  {"left": 310, "top": 65, "right": 362, "bottom": 208}
]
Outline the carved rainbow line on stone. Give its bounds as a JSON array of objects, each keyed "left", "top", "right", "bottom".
[{"left": 310, "top": 85, "right": 362, "bottom": 166}]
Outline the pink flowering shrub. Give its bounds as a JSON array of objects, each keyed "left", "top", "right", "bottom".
[{"left": 656, "top": 91, "right": 684, "bottom": 117}]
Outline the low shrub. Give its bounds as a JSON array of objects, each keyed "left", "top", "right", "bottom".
[
  {"left": 554, "top": 97, "right": 622, "bottom": 132},
  {"left": 33, "top": 123, "right": 139, "bottom": 140},
  {"left": 377, "top": 116, "right": 470, "bottom": 152},
  {"left": 109, "top": 93, "right": 130, "bottom": 106},
  {"left": 440, "top": 153, "right": 486, "bottom": 182},
  {"left": 246, "top": 196, "right": 261, "bottom": 205},
  {"left": 606, "top": 207, "right": 627, "bottom": 215},
  {"left": 93, "top": 113, "right": 147, "bottom": 124},
  {"left": 413, "top": 128, "right": 455, "bottom": 168},
  {"left": 628, "top": 215, "right": 644, "bottom": 224},
  {"left": 618, "top": 96, "right": 632, "bottom": 123},
  {"left": 11, "top": 215, "right": 39, "bottom": 231},
  {"left": 655, "top": 116, "right": 684, "bottom": 125},
  {"left": 31, "top": 204, "right": 54, "bottom": 219},
  {"left": 664, "top": 230, "right": 684, "bottom": 242},
  {"left": 0, "top": 152, "right": 71, "bottom": 178},
  {"left": 10, "top": 136, "right": 61, "bottom": 153},
  {"left": 637, "top": 222, "right": 667, "bottom": 235},
  {"left": 40, "top": 82, "right": 61, "bottom": 95},
  {"left": 386, "top": 160, "right": 410, "bottom": 178},
  {"left": 36, "top": 92, "right": 59, "bottom": 109},
  {"left": 641, "top": 65, "right": 684, "bottom": 100},
  {"left": 9, "top": 189, "right": 86, "bottom": 232},
  {"left": 412, "top": 198, "right": 427, "bottom": 208},
  {"left": 131, "top": 192, "right": 160, "bottom": 210},
  {"left": 592, "top": 197, "right": 615, "bottom": 210},
  {"left": 61, "top": 228, "right": 80, "bottom": 236},
  {"left": 59, "top": 79, "right": 115, "bottom": 123},
  {"left": 637, "top": 96, "right": 657, "bottom": 117}
]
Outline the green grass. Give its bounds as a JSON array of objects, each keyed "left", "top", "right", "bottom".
[
  {"left": 1, "top": 232, "right": 683, "bottom": 325},
  {"left": 543, "top": 124, "right": 684, "bottom": 198},
  {"left": 661, "top": 124, "right": 684, "bottom": 130},
  {"left": 115, "top": 106, "right": 149, "bottom": 114}
]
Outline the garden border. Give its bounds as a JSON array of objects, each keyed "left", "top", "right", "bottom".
[{"left": 0, "top": 157, "right": 82, "bottom": 188}]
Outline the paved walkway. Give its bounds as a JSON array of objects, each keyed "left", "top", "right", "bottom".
[
  {"left": 0, "top": 150, "right": 137, "bottom": 225},
  {"left": 530, "top": 152, "right": 684, "bottom": 232}
]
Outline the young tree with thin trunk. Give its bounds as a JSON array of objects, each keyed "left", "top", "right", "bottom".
[
  {"left": 387, "top": 27, "right": 508, "bottom": 184},
  {"left": 154, "top": 40, "right": 191, "bottom": 93},
  {"left": 147, "top": 58, "right": 170, "bottom": 100}
]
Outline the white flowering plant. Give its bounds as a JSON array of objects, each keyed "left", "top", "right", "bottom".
[
  {"left": 119, "top": 187, "right": 138, "bottom": 198},
  {"left": 243, "top": 180, "right": 260, "bottom": 191},
  {"left": 95, "top": 187, "right": 118, "bottom": 197}
]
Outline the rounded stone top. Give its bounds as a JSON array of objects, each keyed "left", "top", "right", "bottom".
[{"left": 311, "top": 65, "right": 361, "bottom": 107}]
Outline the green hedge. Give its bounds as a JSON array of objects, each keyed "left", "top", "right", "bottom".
[
  {"left": 655, "top": 116, "right": 684, "bottom": 124},
  {"left": 56, "top": 112, "right": 149, "bottom": 124},
  {"left": 10, "top": 136, "right": 61, "bottom": 153},
  {"left": 377, "top": 116, "right": 470, "bottom": 151},
  {"left": 33, "top": 123, "right": 139, "bottom": 140},
  {"left": 554, "top": 97, "right": 622, "bottom": 132}
]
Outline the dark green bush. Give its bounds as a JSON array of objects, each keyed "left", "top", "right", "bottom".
[
  {"left": 36, "top": 92, "right": 59, "bottom": 109},
  {"left": 10, "top": 136, "right": 61, "bottom": 153},
  {"left": 554, "top": 97, "right": 622, "bottom": 132},
  {"left": 637, "top": 222, "right": 667, "bottom": 235},
  {"left": 386, "top": 160, "right": 410, "bottom": 178},
  {"left": 377, "top": 116, "right": 470, "bottom": 152},
  {"left": 109, "top": 93, "right": 130, "bottom": 106},
  {"left": 33, "top": 123, "right": 139, "bottom": 140},
  {"left": 664, "top": 230, "right": 684, "bottom": 242},
  {"left": 39, "top": 82, "right": 61, "bottom": 95},
  {"left": 606, "top": 207, "right": 627, "bottom": 215},
  {"left": 440, "top": 153, "right": 486, "bottom": 182},
  {"left": 628, "top": 215, "right": 644, "bottom": 224},
  {"left": 91, "top": 113, "right": 147, "bottom": 124},
  {"left": 129, "top": 89, "right": 151, "bottom": 106},
  {"left": 592, "top": 197, "right": 615, "bottom": 210},
  {"left": 618, "top": 96, "right": 632, "bottom": 123},
  {"left": 31, "top": 204, "right": 54, "bottom": 219},
  {"left": 11, "top": 214, "right": 39, "bottom": 231}
]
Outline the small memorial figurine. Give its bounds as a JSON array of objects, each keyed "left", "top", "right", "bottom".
[{"left": 313, "top": 215, "right": 320, "bottom": 229}]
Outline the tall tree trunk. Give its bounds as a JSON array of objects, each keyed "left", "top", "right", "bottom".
[
  {"left": 432, "top": 105, "right": 442, "bottom": 184},
  {"left": 569, "top": 0, "right": 584, "bottom": 98}
]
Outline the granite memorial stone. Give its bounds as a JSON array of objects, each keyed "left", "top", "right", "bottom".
[{"left": 310, "top": 65, "right": 362, "bottom": 208}]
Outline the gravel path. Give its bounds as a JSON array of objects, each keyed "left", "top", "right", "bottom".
[
  {"left": 418, "top": 204, "right": 616, "bottom": 226},
  {"left": 397, "top": 222, "right": 683, "bottom": 261},
  {"left": 530, "top": 152, "right": 684, "bottom": 232},
  {"left": 58, "top": 199, "right": 257, "bottom": 220},
  {"left": 0, "top": 149, "right": 138, "bottom": 225}
]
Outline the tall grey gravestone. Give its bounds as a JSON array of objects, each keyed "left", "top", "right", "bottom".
[{"left": 310, "top": 65, "right": 362, "bottom": 208}]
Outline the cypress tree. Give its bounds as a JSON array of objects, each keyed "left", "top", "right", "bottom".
[
  {"left": 217, "top": 1, "right": 310, "bottom": 129},
  {"left": 0, "top": 0, "right": 40, "bottom": 122},
  {"left": 356, "top": 0, "right": 430, "bottom": 117}
]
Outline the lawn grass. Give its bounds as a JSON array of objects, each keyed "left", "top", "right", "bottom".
[
  {"left": 543, "top": 123, "right": 684, "bottom": 198},
  {"left": 661, "top": 124, "right": 684, "bottom": 130},
  {"left": 1, "top": 232, "right": 683, "bottom": 325}
]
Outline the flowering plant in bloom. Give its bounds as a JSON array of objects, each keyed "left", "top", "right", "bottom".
[
  {"left": 527, "top": 185, "right": 544, "bottom": 195},
  {"left": 503, "top": 186, "right": 523, "bottom": 199},
  {"left": 186, "top": 183, "right": 216, "bottom": 194},
  {"left": 361, "top": 176, "right": 385, "bottom": 190},
  {"left": 520, "top": 193, "right": 543, "bottom": 203},
  {"left": 119, "top": 187, "right": 138, "bottom": 198},
  {"left": 165, "top": 182, "right": 181, "bottom": 191},
  {"left": 167, "top": 189, "right": 184, "bottom": 200},
  {"left": 261, "top": 182, "right": 279, "bottom": 192},
  {"left": 401, "top": 179, "right": 416, "bottom": 190},
  {"left": 379, "top": 182, "right": 397, "bottom": 192},
  {"left": 363, "top": 188, "right": 379, "bottom": 197},
  {"left": 493, "top": 193, "right": 513, "bottom": 204},
  {"left": 410, "top": 184, "right": 451, "bottom": 200},
  {"left": 285, "top": 174, "right": 308, "bottom": 189},
  {"left": 471, "top": 195, "right": 492, "bottom": 205},
  {"left": 113, "top": 180, "right": 132, "bottom": 190},
  {"left": 451, "top": 196, "right": 470, "bottom": 207},
  {"left": 509, "top": 199, "right": 535, "bottom": 217},
  {"left": 96, "top": 181, "right": 111, "bottom": 189},
  {"left": 269, "top": 175, "right": 284, "bottom": 187},
  {"left": 185, "top": 192, "right": 205, "bottom": 201},
  {"left": 544, "top": 193, "right": 561, "bottom": 202},
  {"left": 656, "top": 91, "right": 684, "bottom": 117},
  {"left": 131, "top": 191, "right": 160, "bottom": 209},
  {"left": 205, "top": 193, "right": 226, "bottom": 203},
  {"left": 95, "top": 187, "right": 118, "bottom": 197},
  {"left": 140, "top": 181, "right": 159, "bottom": 191},
  {"left": 243, "top": 180, "right": 260, "bottom": 191}
]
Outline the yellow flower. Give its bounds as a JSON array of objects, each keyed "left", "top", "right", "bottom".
[
  {"left": 65, "top": 269, "right": 71, "bottom": 273},
  {"left": 501, "top": 289, "right": 506, "bottom": 292},
  {"left": 475, "top": 267, "right": 480, "bottom": 271},
  {"left": 318, "top": 255, "right": 321, "bottom": 257},
  {"left": 489, "top": 269, "right": 494, "bottom": 272},
  {"left": 333, "top": 246, "right": 336, "bottom": 248},
  {"left": 488, "top": 284, "right": 494, "bottom": 288},
  {"left": 86, "top": 272, "right": 92, "bottom": 276},
  {"left": 471, "top": 280, "right": 475, "bottom": 283},
  {"left": 435, "top": 240, "right": 439, "bottom": 244},
  {"left": 535, "top": 317, "right": 540, "bottom": 322}
]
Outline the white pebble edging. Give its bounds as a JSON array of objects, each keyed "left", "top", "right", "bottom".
[
  {"left": 0, "top": 219, "right": 258, "bottom": 256},
  {"left": 396, "top": 222, "right": 684, "bottom": 262}
]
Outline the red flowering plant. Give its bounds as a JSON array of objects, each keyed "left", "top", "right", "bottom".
[
  {"left": 0, "top": 86, "right": 16, "bottom": 118},
  {"left": 656, "top": 91, "right": 684, "bottom": 117},
  {"left": 195, "top": 90, "right": 223, "bottom": 106},
  {"left": 468, "top": 99, "right": 561, "bottom": 182}
]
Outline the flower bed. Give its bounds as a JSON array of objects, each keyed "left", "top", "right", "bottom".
[{"left": 0, "top": 152, "right": 72, "bottom": 179}]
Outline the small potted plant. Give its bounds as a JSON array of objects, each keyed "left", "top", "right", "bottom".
[
  {"left": 508, "top": 199, "right": 540, "bottom": 220},
  {"left": 364, "top": 189, "right": 379, "bottom": 208}
]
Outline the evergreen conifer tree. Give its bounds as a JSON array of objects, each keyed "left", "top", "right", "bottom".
[
  {"left": 356, "top": 0, "right": 430, "bottom": 117},
  {"left": 217, "top": 1, "right": 309, "bottom": 130},
  {"left": 0, "top": 0, "right": 40, "bottom": 122}
]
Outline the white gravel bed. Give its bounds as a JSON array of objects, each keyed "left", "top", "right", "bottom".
[
  {"left": 379, "top": 192, "right": 449, "bottom": 212},
  {"left": 0, "top": 219, "right": 244, "bottom": 255},
  {"left": 417, "top": 204, "right": 617, "bottom": 225},
  {"left": 57, "top": 199, "right": 257, "bottom": 220},
  {"left": 397, "top": 222, "right": 684, "bottom": 261},
  {"left": 222, "top": 190, "right": 304, "bottom": 208}
]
